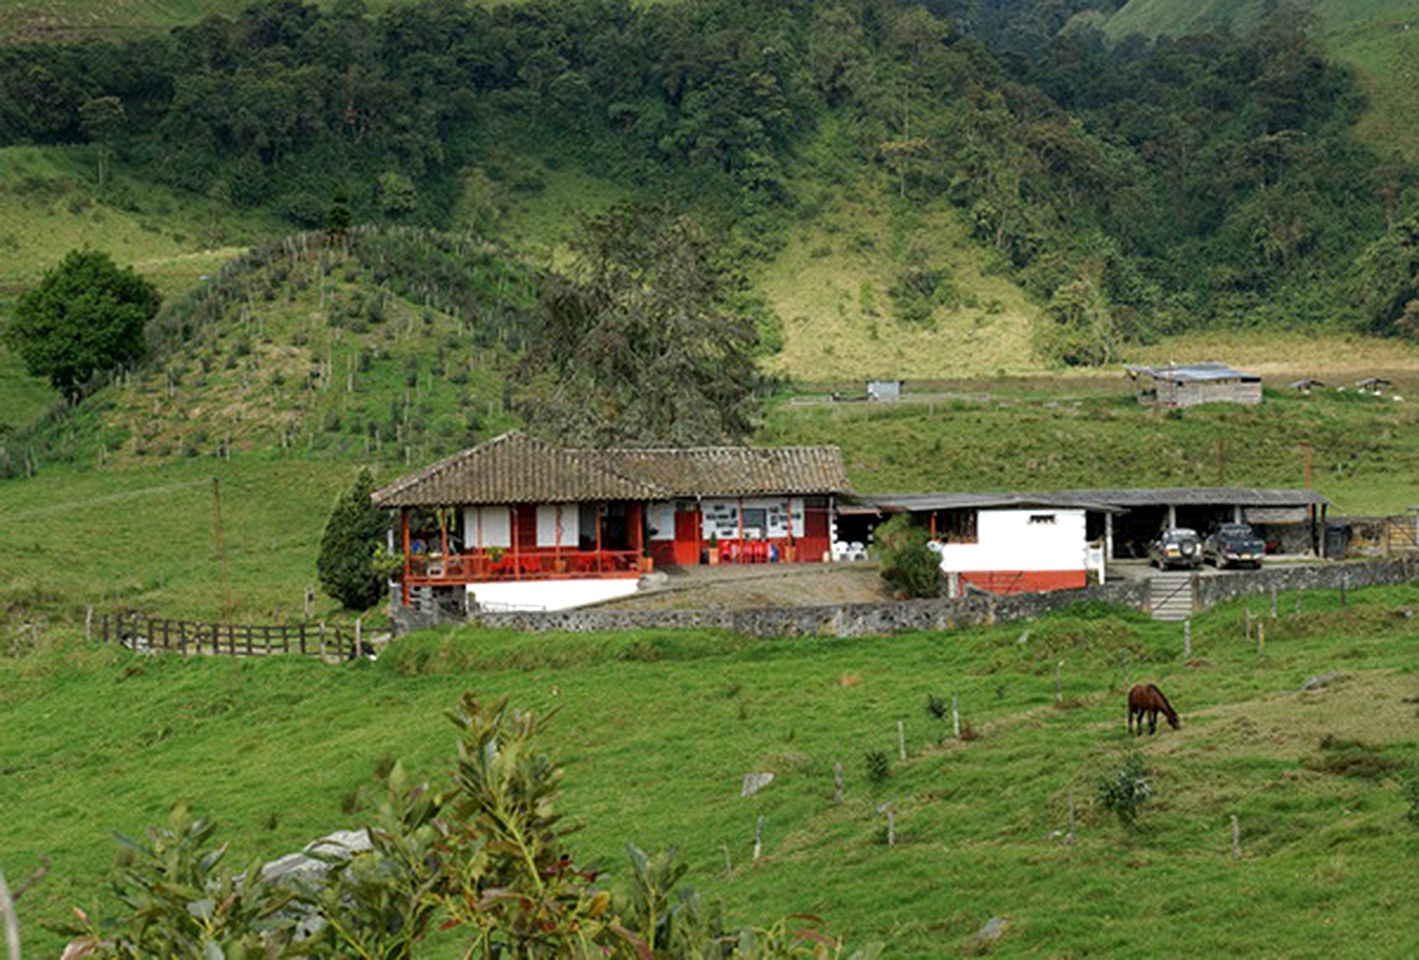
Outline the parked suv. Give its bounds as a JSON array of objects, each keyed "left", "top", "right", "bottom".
[
  {"left": 1204, "top": 523, "right": 1266, "bottom": 569},
  {"left": 1148, "top": 528, "right": 1202, "bottom": 569}
]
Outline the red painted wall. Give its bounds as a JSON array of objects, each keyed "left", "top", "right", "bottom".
[{"left": 960, "top": 570, "right": 1086, "bottom": 595}]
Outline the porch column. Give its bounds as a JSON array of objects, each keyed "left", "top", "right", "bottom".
[
  {"left": 1233, "top": 504, "right": 1242, "bottom": 523},
  {"left": 439, "top": 509, "right": 448, "bottom": 559},
  {"left": 1320, "top": 502, "right": 1328, "bottom": 558},
  {"left": 400, "top": 507, "right": 411, "bottom": 607},
  {"left": 595, "top": 503, "right": 603, "bottom": 573},
  {"left": 1104, "top": 511, "right": 1114, "bottom": 563},
  {"left": 630, "top": 502, "right": 644, "bottom": 557},
  {"left": 1166, "top": 504, "right": 1177, "bottom": 530},
  {"left": 512, "top": 505, "right": 521, "bottom": 580}
]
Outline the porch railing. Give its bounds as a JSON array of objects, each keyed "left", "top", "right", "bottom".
[{"left": 406, "top": 549, "right": 643, "bottom": 583}]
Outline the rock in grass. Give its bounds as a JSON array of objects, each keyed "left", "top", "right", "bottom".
[
  {"left": 741, "top": 772, "right": 775, "bottom": 797},
  {"left": 1300, "top": 671, "right": 1344, "bottom": 692},
  {"left": 964, "top": 916, "right": 1009, "bottom": 954}
]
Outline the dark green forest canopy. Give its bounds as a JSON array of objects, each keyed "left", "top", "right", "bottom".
[{"left": 1, "top": 0, "right": 1415, "bottom": 337}]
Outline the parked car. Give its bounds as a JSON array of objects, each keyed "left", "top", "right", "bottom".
[
  {"left": 1148, "top": 528, "right": 1203, "bottom": 569},
  {"left": 1204, "top": 523, "right": 1266, "bottom": 569}
]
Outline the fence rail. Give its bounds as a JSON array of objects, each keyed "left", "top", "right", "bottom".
[{"left": 95, "top": 612, "right": 371, "bottom": 660}]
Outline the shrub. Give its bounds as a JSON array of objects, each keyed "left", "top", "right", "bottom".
[
  {"left": 317, "top": 468, "right": 389, "bottom": 610},
  {"left": 1097, "top": 752, "right": 1152, "bottom": 827},
  {"left": 864, "top": 749, "right": 891, "bottom": 785},
  {"left": 925, "top": 693, "right": 947, "bottom": 720},
  {"left": 875, "top": 514, "right": 940, "bottom": 599},
  {"left": 1404, "top": 772, "right": 1419, "bottom": 828}
]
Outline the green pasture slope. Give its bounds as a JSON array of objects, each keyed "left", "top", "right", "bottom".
[
  {"left": 2, "top": 588, "right": 1417, "bottom": 956},
  {"left": 1104, "top": 0, "right": 1419, "bottom": 160},
  {"left": 764, "top": 387, "right": 1419, "bottom": 516}
]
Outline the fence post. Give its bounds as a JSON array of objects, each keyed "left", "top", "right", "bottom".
[
  {"left": 1184, "top": 619, "right": 1192, "bottom": 659},
  {"left": 1231, "top": 815, "right": 1242, "bottom": 860},
  {"left": 355, "top": 617, "right": 363, "bottom": 658},
  {"left": 1054, "top": 660, "right": 1064, "bottom": 704},
  {"left": 1294, "top": 591, "right": 1301, "bottom": 615},
  {"left": 897, "top": 719, "right": 907, "bottom": 761},
  {"left": 299, "top": 622, "right": 307, "bottom": 655},
  {"left": 833, "top": 761, "right": 844, "bottom": 804},
  {"left": 85, "top": 605, "right": 93, "bottom": 642},
  {"left": 178, "top": 621, "right": 187, "bottom": 656},
  {"left": 1066, "top": 792, "right": 1076, "bottom": 846},
  {"left": 1270, "top": 586, "right": 1278, "bottom": 620},
  {"left": 952, "top": 694, "right": 961, "bottom": 740},
  {"left": 1257, "top": 621, "right": 1265, "bottom": 655},
  {"left": 212, "top": 623, "right": 220, "bottom": 655},
  {"left": 752, "top": 816, "right": 765, "bottom": 861},
  {"left": 1245, "top": 608, "right": 1252, "bottom": 641}
]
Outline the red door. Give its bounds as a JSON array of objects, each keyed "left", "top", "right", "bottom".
[{"left": 672, "top": 510, "right": 701, "bottom": 565}]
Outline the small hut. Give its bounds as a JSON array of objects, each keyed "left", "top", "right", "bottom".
[{"left": 1125, "top": 363, "right": 1262, "bottom": 408}]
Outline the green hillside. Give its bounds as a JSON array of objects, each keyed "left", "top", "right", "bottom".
[
  {"left": 3, "top": 590, "right": 1417, "bottom": 956},
  {"left": 1104, "top": 0, "right": 1419, "bottom": 159}
]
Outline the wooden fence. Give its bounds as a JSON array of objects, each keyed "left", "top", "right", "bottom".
[{"left": 95, "top": 611, "right": 370, "bottom": 659}]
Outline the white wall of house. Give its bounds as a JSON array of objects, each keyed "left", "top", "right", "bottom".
[
  {"left": 463, "top": 506, "right": 511, "bottom": 548},
  {"left": 535, "top": 504, "right": 580, "bottom": 547},
  {"left": 648, "top": 501, "right": 677, "bottom": 541},
  {"left": 467, "top": 578, "right": 640, "bottom": 612},
  {"left": 701, "top": 497, "right": 805, "bottom": 540},
  {"left": 937, "top": 509, "right": 1088, "bottom": 573}
]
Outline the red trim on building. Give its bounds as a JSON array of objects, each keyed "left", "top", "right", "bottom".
[{"left": 959, "top": 570, "right": 1087, "bottom": 595}]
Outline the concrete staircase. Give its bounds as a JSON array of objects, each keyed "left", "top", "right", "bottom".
[{"left": 1148, "top": 571, "right": 1195, "bottom": 622}]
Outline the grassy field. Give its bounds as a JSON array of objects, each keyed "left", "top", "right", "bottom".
[
  {"left": 1104, "top": 0, "right": 1419, "bottom": 160},
  {"left": 2, "top": 586, "right": 1416, "bottom": 956},
  {"left": 764, "top": 385, "right": 1419, "bottom": 515},
  {"left": 758, "top": 194, "right": 1042, "bottom": 381},
  {"left": 0, "top": 0, "right": 437, "bottom": 41}
]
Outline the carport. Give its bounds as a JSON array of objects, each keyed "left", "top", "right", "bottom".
[{"left": 1058, "top": 487, "right": 1331, "bottom": 560}]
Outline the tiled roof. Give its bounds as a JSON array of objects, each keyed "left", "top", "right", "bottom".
[{"left": 371, "top": 432, "right": 850, "bottom": 507}]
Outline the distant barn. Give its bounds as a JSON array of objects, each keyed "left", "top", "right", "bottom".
[{"left": 1125, "top": 362, "right": 1262, "bottom": 408}]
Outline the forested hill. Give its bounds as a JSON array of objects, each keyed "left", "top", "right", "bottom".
[{"left": 1, "top": 0, "right": 1417, "bottom": 367}]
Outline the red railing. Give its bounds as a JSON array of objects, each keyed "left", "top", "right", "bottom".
[{"left": 406, "top": 549, "right": 643, "bottom": 584}]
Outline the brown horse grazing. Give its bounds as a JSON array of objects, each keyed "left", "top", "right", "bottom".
[{"left": 1127, "top": 684, "right": 1180, "bottom": 736}]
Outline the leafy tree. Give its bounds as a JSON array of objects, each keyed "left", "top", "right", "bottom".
[
  {"left": 377, "top": 171, "right": 417, "bottom": 217},
  {"left": 79, "top": 95, "right": 125, "bottom": 191},
  {"left": 1354, "top": 214, "right": 1419, "bottom": 337},
  {"left": 4, "top": 249, "right": 159, "bottom": 401},
  {"left": 512, "top": 203, "right": 768, "bottom": 447},
  {"left": 1033, "top": 274, "right": 1120, "bottom": 367},
  {"left": 875, "top": 514, "right": 940, "bottom": 599},
  {"left": 325, "top": 191, "right": 353, "bottom": 239},
  {"left": 316, "top": 468, "right": 388, "bottom": 610}
]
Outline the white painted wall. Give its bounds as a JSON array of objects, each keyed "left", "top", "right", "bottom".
[
  {"left": 463, "top": 506, "right": 511, "bottom": 548},
  {"left": 535, "top": 504, "right": 579, "bottom": 547},
  {"left": 648, "top": 501, "right": 677, "bottom": 541},
  {"left": 937, "top": 509, "right": 1088, "bottom": 573},
  {"left": 467, "top": 578, "right": 640, "bottom": 611}
]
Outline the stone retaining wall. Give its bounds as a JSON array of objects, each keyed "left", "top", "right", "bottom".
[
  {"left": 1191, "top": 557, "right": 1419, "bottom": 611},
  {"left": 465, "top": 579, "right": 1152, "bottom": 638}
]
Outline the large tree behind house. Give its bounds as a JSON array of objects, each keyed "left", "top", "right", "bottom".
[{"left": 512, "top": 204, "right": 766, "bottom": 447}]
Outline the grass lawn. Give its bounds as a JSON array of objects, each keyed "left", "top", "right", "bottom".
[
  {"left": 2, "top": 587, "right": 1417, "bottom": 956},
  {"left": 764, "top": 385, "right": 1419, "bottom": 514}
]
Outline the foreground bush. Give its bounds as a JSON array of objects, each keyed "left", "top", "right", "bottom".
[{"left": 59, "top": 694, "right": 881, "bottom": 959}]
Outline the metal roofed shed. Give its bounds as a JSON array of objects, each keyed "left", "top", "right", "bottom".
[
  {"left": 867, "top": 379, "right": 903, "bottom": 402},
  {"left": 843, "top": 486, "right": 1334, "bottom": 561},
  {"left": 1125, "top": 362, "right": 1262, "bottom": 408}
]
